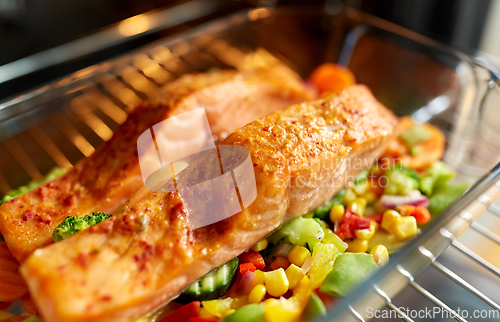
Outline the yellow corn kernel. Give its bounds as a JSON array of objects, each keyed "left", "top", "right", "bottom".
[
  {"left": 370, "top": 245, "right": 389, "bottom": 267},
  {"left": 288, "top": 246, "right": 311, "bottom": 267},
  {"left": 355, "top": 221, "right": 377, "bottom": 240},
  {"left": 248, "top": 284, "right": 267, "bottom": 303},
  {"left": 348, "top": 200, "right": 364, "bottom": 217},
  {"left": 199, "top": 307, "right": 216, "bottom": 318},
  {"left": 343, "top": 189, "right": 357, "bottom": 204},
  {"left": 222, "top": 309, "right": 236, "bottom": 318},
  {"left": 248, "top": 269, "right": 265, "bottom": 291},
  {"left": 285, "top": 263, "right": 305, "bottom": 290},
  {"left": 356, "top": 197, "right": 367, "bottom": 209},
  {"left": 202, "top": 298, "right": 233, "bottom": 318},
  {"left": 353, "top": 180, "right": 368, "bottom": 195},
  {"left": 346, "top": 238, "right": 368, "bottom": 253},
  {"left": 381, "top": 209, "right": 400, "bottom": 233},
  {"left": 329, "top": 204, "right": 345, "bottom": 222},
  {"left": 393, "top": 216, "right": 417, "bottom": 240},
  {"left": 265, "top": 268, "right": 289, "bottom": 297},
  {"left": 264, "top": 298, "right": 301, "bottom": 322},
  {"left": 362, "top": 191, "right": 377, "bottom": 203},
  {"left": 251, "top": 239, "right": 268, "bottom": 252}
]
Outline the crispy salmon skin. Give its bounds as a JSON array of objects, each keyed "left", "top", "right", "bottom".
[
  {"left": 0, "top": 66, "right": 313, "bottom": 262},
  {"left": 21, "top": 85, "right": 397, "bottom": 322}
]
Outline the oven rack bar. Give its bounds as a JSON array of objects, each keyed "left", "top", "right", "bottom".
[{"left": 347, "top": 182, "right": 500, "bottom": 321}]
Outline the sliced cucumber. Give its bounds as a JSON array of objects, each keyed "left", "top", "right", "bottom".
[{"left": 178, "top": 257, "right": 238, "bottom": 302}]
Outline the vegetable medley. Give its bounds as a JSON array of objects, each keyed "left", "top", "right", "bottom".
[
  {"left": 0, "top": 64, "right": 469, "bottom": 322},
  {"left": 134, "top": 119, "right": 468, "bottom": 322}
]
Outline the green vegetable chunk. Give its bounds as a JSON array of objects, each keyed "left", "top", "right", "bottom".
[
  {"left": 179, "top": 257, "right": 238, "bottom": 302},
  {"left": 428, "top": 182, "right": 469, "bottom": 216},
  {"left": 0, "top": 167, "right": 65, "bottom": 206},
  {"left": 268, "top": 216, "right": 324, "bottom": 247},
  {"left": 399, "top": 125, "right": 432, "bottom": 146},
  {"left": 22, "top": 317, "right": 44, "bottom": 322},
  {"left": 320, "top": 253, "right": 379, "bottom": 296},
  {"left": 52, "top": 212, "right": 112, "bottom": 242},
  {"left": 384, "top": 165, "right": 420, "bottom": 196},
  {"left": 303, "top": 293, "right": 327, "bottom": 320},
  {"left": 313, "top": 189, "right": 345, "bottom": 220},
  {"left": 322, "top": 229, "right": 348, "bottom": 253},
  {"left": 419, "top": 161, "right": 455, "bottom": 196},
  {"left": 221, "top": 303, "right": 266, "bottom": 322}
]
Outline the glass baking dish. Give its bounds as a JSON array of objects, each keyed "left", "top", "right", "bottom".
[{"left": 1, "top": 6, "right": 500, "bottom": 321}]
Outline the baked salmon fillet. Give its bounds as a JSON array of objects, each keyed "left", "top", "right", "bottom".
[
  {"left": 21, "top": 85, "right": 398, "bottom": 322},
  {"left": 0, "top": 65, "right": 313, "bottom": 262}
]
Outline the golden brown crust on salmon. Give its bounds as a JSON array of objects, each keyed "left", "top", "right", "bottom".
[
  {"left": 21, "top": 85, "right": 397, "bottom": 322},
  {"left": 0, "top": 66, "right": 313, "bottom": 262}
]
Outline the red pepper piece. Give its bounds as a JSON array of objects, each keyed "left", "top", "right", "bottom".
[
  {"left": 187, "top": 318, "right": 220, "bottom": 322},
  {"left": 160, "top": 301, "right": 200, "bottom": 322},
  {"left": 365, "top": 214, "right": 383, "bottom": 224},
  {"left": 412, "top": 206, "right": 431, "bottom": 224},
  {"left": 336, "top": 222, "right": 354, "bottom": 240},
  {"left": 354, "top": 217, "right": 371, "bottom": 230},
  {"left": 239, "top": 249, "right": 265, "bottom": 270},
  {"left": 239, "top": 262, "right": 256, "bottom": 276}
]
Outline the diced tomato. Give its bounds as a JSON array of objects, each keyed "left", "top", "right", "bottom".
[
  {"left": 397, "top": 205, "right": 431, "bottom": 224},
  {"left": 269, "top": 256, "right": 291, "bottom": 270},
  {"left": 366, "top": 214, "right": 383, "bottom": 224},
  {"left": 412, "top": 206, "right": 431, "bottom": 224},
  {"left": 397, "top": 205, "right": 416, "bottom": 217},
  {"left": 160, "top": 301, "right": 200, "bottom": 322},
  {"left": 309, "top": 63, "right": 356, "bottom": 94},
  {"left": 336, "top": 222, "right": 354, "bottom": 240},
  {"left": 336, "top": 210, "right": 371, "bottom": 239},
  {"left": 353, "top": 217, "right": 371, "bottom": 230},
  {"left": 187, "top": 318, "right": 220, "bottom": 322},
  {"left": 343, "top": 209, "right": 355, "bottom": 222},
  {"left": 238, "top": 250, "right": 265, "bottom": 270},
  {"left": 239, "top": 262, "right": 256, "bottom": 276},
  {"left": 369, "top": 176, "right": 385, "bottom": 196}
]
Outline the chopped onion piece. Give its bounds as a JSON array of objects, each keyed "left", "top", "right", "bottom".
[
  {"left": 301, "top": 256, "right": 314, "bottom": 274},
  {"left": 239, "top": 270, "right": 255, "bottom": 293},
  {"left": 274, "top": 243, "right": 293, "bottom": 258},
  {"left": 380, "top": 193, "right": 429, "bottom": 209}
]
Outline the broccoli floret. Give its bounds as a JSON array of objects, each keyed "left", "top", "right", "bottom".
[
  {"left": 52, "top": 212, "right": 111, "bottom": 242},
  {"left": 313, "top": 189, "right": 345, "bottom": 220},
  {"left": 384, "top": 165, "right": 420, "bottom": 196}
]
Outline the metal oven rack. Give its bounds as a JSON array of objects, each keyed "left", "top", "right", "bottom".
[
  {"left": 338, "top": 183, "right": 500, "bottom": 322},
  {"left": 2, "top": 7, "right": 500, "bottom": 322}
]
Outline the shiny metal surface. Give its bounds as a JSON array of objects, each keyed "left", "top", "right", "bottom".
[{"left": 0, "top": 0, "right": 231, "bottom": 85}]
